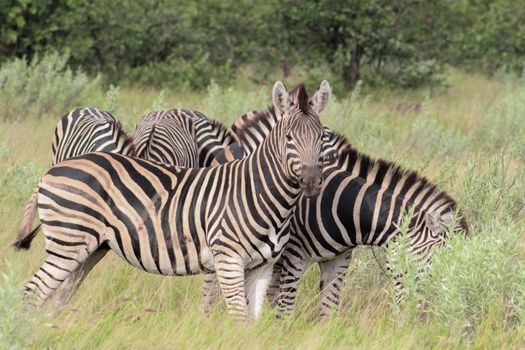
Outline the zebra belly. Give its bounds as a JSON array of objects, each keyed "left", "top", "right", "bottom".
[
  {"left": 106, "top": 238, "right": 211, "bottom": 276},
  {"left": 104, "top": 222, "right": 211, "bottom": 276}
]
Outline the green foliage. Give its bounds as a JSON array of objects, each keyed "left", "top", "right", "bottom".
[
  {"left": 150, "top": 90, "right": 166, "bottom": 112},
  {"left": 0, "top": 263, "right": 35, "bottom": 350},
  {"left": 104, "top": 85, "right": 120, "bottom": 116},
  {"left": 424, "top": 224, "right": 525, "bottom": 334},
  {"left": 446, "top": 1, "right": 525, "bottom": 75},
  {"left": 0, "top": 52, "right": 100, "bottom": 121},
  {"left": 204, "top": 80, "right": 268, "bottom": 121},
  {"left": 385, "top": 207, "right": 425, "bottom": 322},
  {"left": 385, "top": 151, "right": 525, "bottom": 336},
  {"left": 9, "top": 0, "right": 525, "bottom": 90}
]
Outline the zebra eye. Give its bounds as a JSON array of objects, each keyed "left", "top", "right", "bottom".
[{"left": 285, "top": 134, "right": 293, "bottom": 142}]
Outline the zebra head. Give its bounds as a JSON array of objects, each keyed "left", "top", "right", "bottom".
[
  {"left": 272, "top": 80, "right": 331, "bottom": 197},
  {"left": 408, "top": 202, "right": 469, "bottom": 258},
  {"left": 424, "top": 208, "right": 469, "bottom": 241}
]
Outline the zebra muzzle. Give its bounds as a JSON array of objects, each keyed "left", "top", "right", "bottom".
[{"left": 299, "top": 166, "right": 322, "bottom": 197}]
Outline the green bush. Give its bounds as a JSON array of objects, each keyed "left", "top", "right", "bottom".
[
  {"left": 0, "top": 52, "right": 100, "bottom": 121},
  {"left": 385, "top": 152, "right": 525, "bottom": 337},
  {"left": 0, "top": 264, "right": 35, "bottom": 350}
]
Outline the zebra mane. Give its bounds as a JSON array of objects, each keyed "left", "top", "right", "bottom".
[
  {"left": 295, "top": 83, "right": 309, "bottom": 112},
  {"left": 231, "top": 82, "right": 307, "bottom": 139}
]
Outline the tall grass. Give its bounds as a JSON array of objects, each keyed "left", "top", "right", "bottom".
[{"left": 0, "top": 55, "right": 524, "bottom": 348}]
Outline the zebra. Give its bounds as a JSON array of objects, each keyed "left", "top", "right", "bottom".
[
  {"left": 203, "top": 88, "right": 468, "bottom": 320},
  {"left": 133, "top": 110, "right": 199, "bottom": 167},
  {"left": 16, "top": 107, "right": 135, "bottom": 259},
  {"left": 52, "top": 107, "right": 135, "bottom": 165},
  {"left": 133, "top": 109, "right": 237, "bottom": 168},
  {"left": 12, "top": 81, "right": 330, "bottom": 321}
]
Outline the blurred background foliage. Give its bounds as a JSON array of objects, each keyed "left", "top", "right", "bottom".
[{"left": 1, "top": 0, "right": 524, "bottom": 91}]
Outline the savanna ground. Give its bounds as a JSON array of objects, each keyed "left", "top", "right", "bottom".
[{"left": 1, "top": 67, "right": 525, "bottom": 349}]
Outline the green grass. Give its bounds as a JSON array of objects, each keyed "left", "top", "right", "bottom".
[{"left": 1, "top": 69, "right": 524, "bottom": 349}]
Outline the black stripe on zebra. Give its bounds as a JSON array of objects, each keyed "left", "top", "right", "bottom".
[
  {"left": 15, "top": 107, "right": 135, "bottom": 251},
  {"left": 14, "top": 81, "right": 328, "bottom": 322},
  {"left": 52, "top": 107, "right": 135, "bottom": 165},
  {"left": 133, "top": 110, "right": 199, "bottom": 167},
  {"left": 134, "top": 109, "right": 237, "bottom": 167},
  {"left": 205, "top": 82, "right": 468, "bottom": 320}
]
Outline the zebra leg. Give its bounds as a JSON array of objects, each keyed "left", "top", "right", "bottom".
[
  {"left": 202, "top": 272, "right": 221, "bottom": 316},
  {"left": 385, "top": 259, "right": 404, "bottom": 304},
  {"left": 386, "top": 248, "right": 433, "bottom": 305},
  {"left": 266, "top": 259, "right": 284, "bottom": 309},
  {"left": 245, "top": 263, "right": 274, "bottom": 320},
  {"left": 318, "top": 249, "right": 353, "bottom": 321},
  {"left": 276, "top": 251, "right": 310, "bottom": 318},
  {"left": 47, "top": 248, "right": 108, "bottom": 310},
  {"left": 22, "top": 221, "right": 103, "bottom": 312},
  {"left": 214, "top": 256, "right": 248, "bottom": 321}
]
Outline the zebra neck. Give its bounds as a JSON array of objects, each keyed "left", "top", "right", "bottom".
[
  {"left": 246, "top": 134, "right": 301, "bottom": 219},
  {"left": 327, "top": 166, "right": 444, "bottom": 246}
]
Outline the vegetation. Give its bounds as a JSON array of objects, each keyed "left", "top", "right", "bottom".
[
  {"left": 0, "top": 53, "right": 524, "bottom": 348},
  {"left": 1, "top": 1, "right": 525, "bottom": 90}
]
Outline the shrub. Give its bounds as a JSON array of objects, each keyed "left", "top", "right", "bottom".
[
  {"left": 0, "top": 264, "right": 35, "bottom": 350},
  {"left": 386, "top": 152, "right": 525, "bottom": 337},
  {"left": 0, "top": 52, "right": 100, "bottom": 121}
]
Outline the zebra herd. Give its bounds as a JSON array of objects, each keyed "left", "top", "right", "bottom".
[{"left": 12, "top": 80, "right": 468, "bottom": 322}]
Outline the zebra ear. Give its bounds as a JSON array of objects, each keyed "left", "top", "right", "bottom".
[
  {"left": 310, "top": 80, "right": 331, "bottom": 114},
  {"left": 425, "top": 211, "right": 442, "bottom": 233},
  {"left": 272, "top": 81, "right": 290, "bottom": 114},
  {"left": 425, "top": 211, "right": 454, "bottom": 234}
]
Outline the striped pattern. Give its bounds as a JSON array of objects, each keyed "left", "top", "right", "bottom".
[
  {"left": 133, "top": 110, "right": 199, "bottom": 167},
  {"left": 14, "top": 82, "right": 327, "bottom": 321},
  {"left": 52, "top": 107, "right": 134, "bottom": 165},
  {"left": 232, "top": 107, "right": 350, "bottom": 167},
  {"left": 15, "top": 107, "right": 135, "bottom": 254},
  {"left": 182, "top": 109, "right": 239, "bottom": 167},
  {"left": 133, "top": 109, "right": 236, "bottom": 168},
  {"left": 205, "top": 93, "right": 468, "bottom": 320}
]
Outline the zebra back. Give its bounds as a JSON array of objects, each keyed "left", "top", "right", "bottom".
[
  {"left": 133, "top": 110, "right": 199, "bottom": 167},
  {"left": 134, "top": 109, "right": 237, "bottom": 167},
  {"left": 52, "top": 107, "right": 135, "bottom": 165}
]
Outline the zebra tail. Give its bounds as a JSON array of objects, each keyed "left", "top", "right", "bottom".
[{"left": 13, "top": 187, "right": 41, "bottom": 250}]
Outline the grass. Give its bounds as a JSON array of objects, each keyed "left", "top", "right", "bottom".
[{"left": 0, "top": 67, "right": 524, "bottom": 349}]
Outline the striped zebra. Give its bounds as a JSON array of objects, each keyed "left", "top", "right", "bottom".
[
  {"left": 133, "top": 109, "right": 236, "bottom": 168},
  {"left": 204, "top": 88, "right": 468, "bottom": 320},
  {"left": 16, "top": 107, "right": 135, "bottom": 256},
  {"left": 133, "top": 110, "right": 199, "bottom": 167},
  {"left": 12, "top": 81, "right": 329, "bottom": 321},
  {"left": 52, "top": 107, "right": 135, "bottom": 165}
]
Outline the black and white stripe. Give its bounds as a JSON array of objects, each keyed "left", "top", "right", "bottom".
[
  {"left": 133, "top": 110, "right": 199, "bottom": 167},
  {"left": 15, "top": 108, "right": 135, "bottom": 255},
  {"left": 133, "top": 109, "right": 236, "bottom": 168},
  {"left": 206, "top": 83, "right": 468, "bottom": 320},
  {"left": 52, "top": 107, "right": 134, "bottom": 165},
  {"left": 13, "top": 81, "right": 328, "bottom": 321}
]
